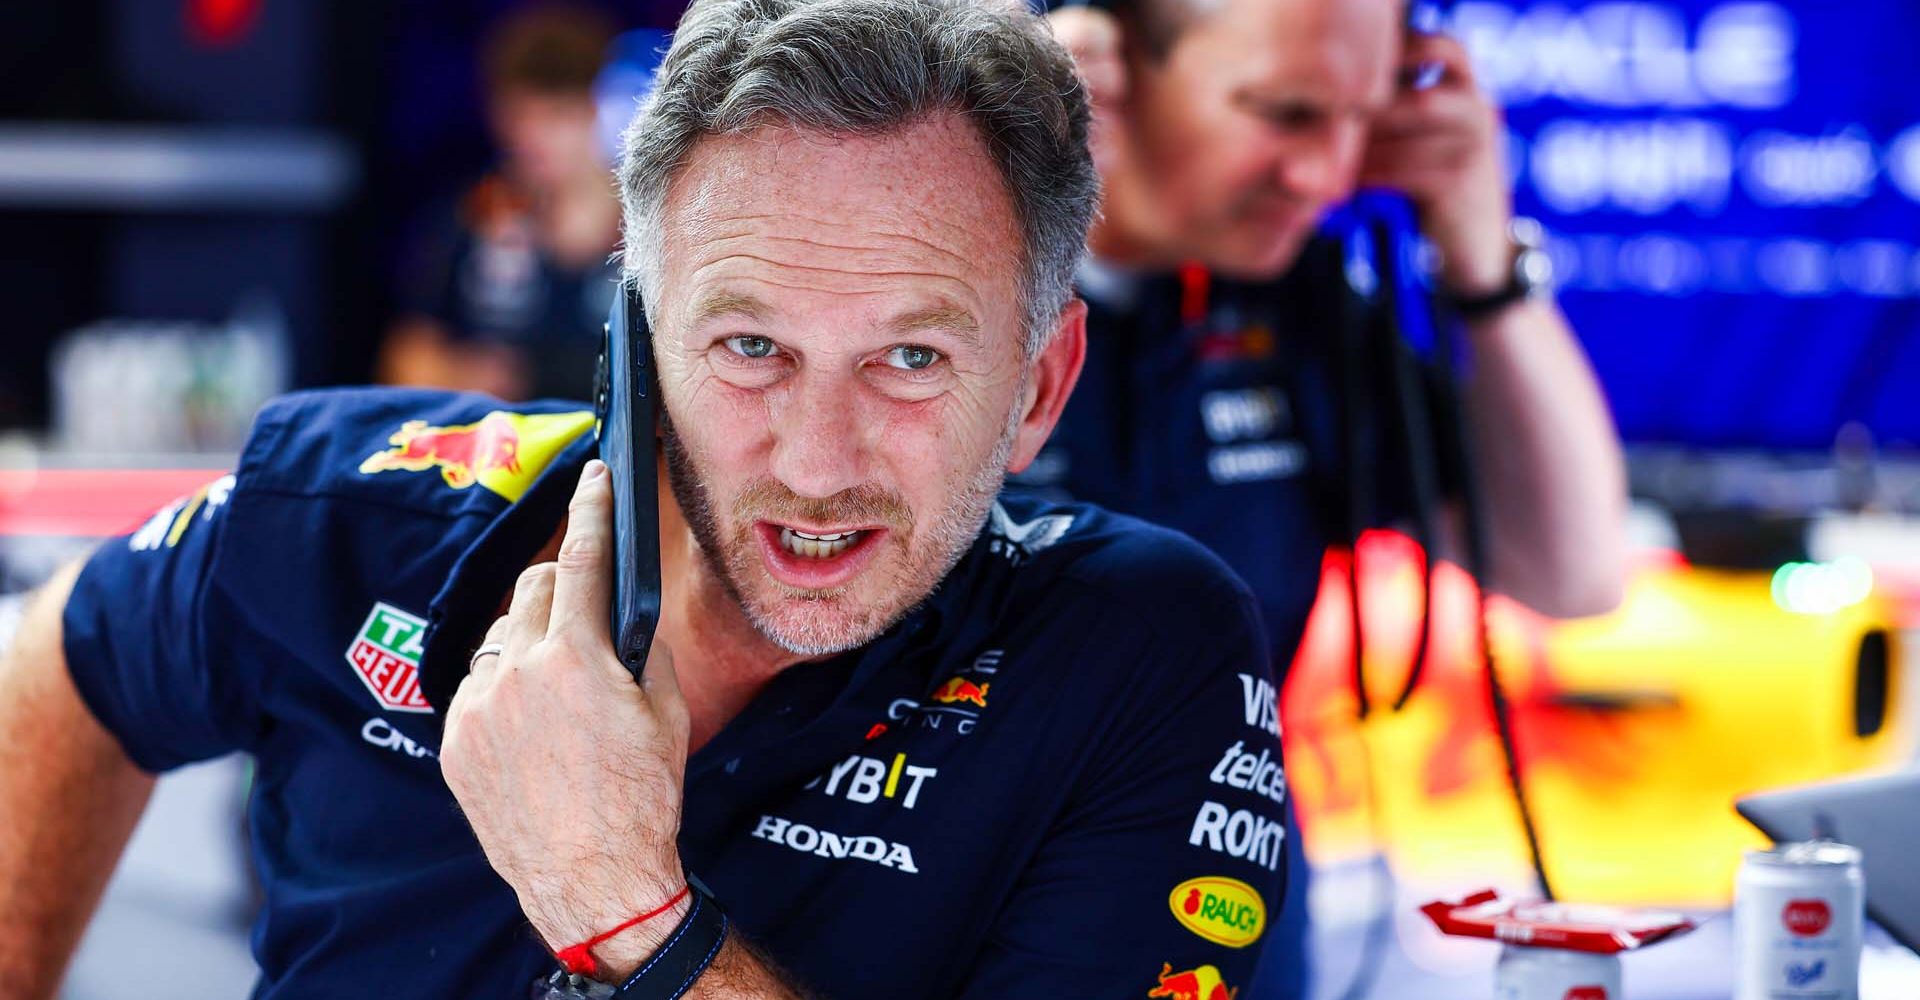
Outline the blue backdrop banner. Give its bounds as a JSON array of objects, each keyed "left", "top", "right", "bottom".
[{"left": 1451, "top": 0, "right": 1919, "bottom": 450}]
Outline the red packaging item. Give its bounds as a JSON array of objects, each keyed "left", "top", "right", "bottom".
[{"left": 1421, "top": 890, "right": 1697, "bottom": 954}]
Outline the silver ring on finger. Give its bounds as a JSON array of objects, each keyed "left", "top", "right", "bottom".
[{"left": 469, "top": 642, "right": 506, "bottom": 672}]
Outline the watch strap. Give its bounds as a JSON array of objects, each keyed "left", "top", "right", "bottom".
[
  {"left": 1447, "top": 277, "right": 1532, "bottom": 321},
  {"left": 1444, "top": 216, "right": 1550, "bottom": 321},
  {"left": 612, "top": 880, "right": 728, "bottom": 1000},
  {"left": 531, "top": 879, "right": 729, "bottom": 1000}
]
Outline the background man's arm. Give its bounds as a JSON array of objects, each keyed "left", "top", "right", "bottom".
[
  {"left": 0, "top": 560, "right": 156, "bottom": 1000},
  {"left": 1457, "top": 298, "right": 1628, "bottom": 619},
  {"left": 1362, "top": 31, "right": 1628, "bottom": 619}
]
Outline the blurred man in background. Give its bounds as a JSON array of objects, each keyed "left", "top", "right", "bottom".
[
  {"left": 378, "top": 3, "right": 621, "bottom": 402},
  {"left": 0, "top": 1, "right": 1302, "bottom": 996},
  {"left": 1036, "top": 1, "right": 1630, "bottom": 995}
]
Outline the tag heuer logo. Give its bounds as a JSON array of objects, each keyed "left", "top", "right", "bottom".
[{"left": 346, "top": 603, "right": 432, "bottom": 713}]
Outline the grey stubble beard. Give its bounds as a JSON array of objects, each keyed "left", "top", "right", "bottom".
[{"left": 659, "top": 397, "right": 1020, "bottom": 657}]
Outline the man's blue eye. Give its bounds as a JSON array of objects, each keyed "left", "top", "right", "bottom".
[
  {"left": 725, "top": 336, "right": 776, "bottom": 359},
  {"left": 885, "top": 345, "right": 941, "bottom": 371}
]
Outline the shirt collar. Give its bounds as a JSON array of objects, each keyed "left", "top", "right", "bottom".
[{"left": 1075, "top": 256, "right": 1148, "bottom": 312}]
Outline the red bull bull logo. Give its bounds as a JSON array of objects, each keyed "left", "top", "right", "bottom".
[
  {"left": 360, "top": 413, "right": 522, "bottom": 489},
  {"left": 930, "top": 676, "right": 989, "bottom": 708},
  {"left": 358, "top": 410, "right": 594, "bottom": 502},
  {"left": 1147, "top": 962, "right": 1237, "bottom": 1000}
]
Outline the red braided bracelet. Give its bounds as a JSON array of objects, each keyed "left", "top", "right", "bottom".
[{"left": 553, "top": 886, "right": 692, "bottom": 979}]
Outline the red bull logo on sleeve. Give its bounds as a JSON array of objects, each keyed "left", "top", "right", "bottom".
[
  {"left": 359, "top": 410, "right": 594, "bottom": 502},
  {"left": 1147, "top": 962, "right": 1238, "bottom": 1000},
  {"left": 930, "top": 676, "right": 990, "bottom": 708},
  {"left": 128, "top": 474, "right": 236, "bottom": 553}
]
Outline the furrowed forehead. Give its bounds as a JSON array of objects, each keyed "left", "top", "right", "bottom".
[
  {"left": 662, "top": 118, "right": 1017, "bottom": 237},
  {"left": 655, "top": 118, "right": 1026, "bottom": 337}
]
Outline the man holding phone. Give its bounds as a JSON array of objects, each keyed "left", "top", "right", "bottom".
[
  {"left": 1033, "top": 0, "right": 1629, "bottom": 995},
  {"left": 0, "top": 1, "right": 1294, "bottom": 998}
]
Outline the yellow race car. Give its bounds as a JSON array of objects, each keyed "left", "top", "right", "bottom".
[{"left": 1283, "top": 528, "right": 1908, "bottom": 907}]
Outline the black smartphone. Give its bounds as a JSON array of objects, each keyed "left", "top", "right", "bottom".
[{"left": 595, "top": 282, "right": 663, "bottom": 682}]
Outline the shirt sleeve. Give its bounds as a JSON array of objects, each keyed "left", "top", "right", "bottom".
[
  {"left": 61, "top": 473, "right": 255, "bottom": 772},
  {"left": 955, "top": 585, "right": 1290, "bottom": 999}
]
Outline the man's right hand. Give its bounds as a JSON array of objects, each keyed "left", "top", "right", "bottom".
[{"left": 0, "top": 560, "right": 156, "bottom": 1000}]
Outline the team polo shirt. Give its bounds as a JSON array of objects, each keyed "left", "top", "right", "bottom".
[
  {"left": 62, "top": 386, "right": 1290, "bottom": 999},
  {"left": 1015, "top": 194, "right": 1448, "bottom": 672}
]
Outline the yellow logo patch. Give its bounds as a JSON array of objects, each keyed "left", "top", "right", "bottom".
[
  {"left": 1168, "top": 876, "right": 1266, "bottom": 949},
  {"left": 359, "top": 410, "right": 594, "bottom": 502}
]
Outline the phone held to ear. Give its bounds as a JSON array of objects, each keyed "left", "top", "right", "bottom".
[
  {"left": 1405, "top": 0, "right": 1449, "bottom": 91},
  {"left": 596, "top": 283, "right": 663, "bottom": 682}
]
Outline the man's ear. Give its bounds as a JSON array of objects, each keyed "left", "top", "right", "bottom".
[{"left": 1006, "top": 298, "right": 1088, "bottom": 476}]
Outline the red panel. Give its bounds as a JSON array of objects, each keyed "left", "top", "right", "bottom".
[
  {"left": 0, "top": 470, "right": 228, "bottom": 538},
  {"left": 186, "top": 0, "right": 262, "bottom": 48}
]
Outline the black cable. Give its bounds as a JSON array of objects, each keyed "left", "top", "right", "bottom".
[
  {"left": 1422, "top": 279, "right": 1558, "bottom": 903},
  {"left": 1368, "top": 219, "right": 1444, "bottom": 714},
  {"left": 1326, "top": 218, "right": 1559, "bottom": 1000},
  {"left": 1325, "top": 227, "right": 1404, "bottom": 1000},
  {"left": 1333, "top": 236, "right": 1378, "bottom": 721}
]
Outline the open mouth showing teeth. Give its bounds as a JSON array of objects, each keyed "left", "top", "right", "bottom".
[{"left": 779, "top": 526, "right": 867, "bottom": 559}]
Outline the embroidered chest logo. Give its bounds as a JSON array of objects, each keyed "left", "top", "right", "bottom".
[
  {"left": 886, "top": 648, "right": 1005, "bottom": 737},
  {"left": 345, "top": 603, "right": 432, "bottom": 713},
  {"left": 805, "top": 752, "right": 938, "bottom": 809},
  {"left": 1199, "top": 387, "right": 1305, "bottom": 486}
]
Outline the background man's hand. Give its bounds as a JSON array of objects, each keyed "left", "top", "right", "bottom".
[
  {"left": 442, "top": 459, "right": 692, "bottom": 976},
  {"left": 1359, "top": 31, "right": 1516, "bottom": 298}
]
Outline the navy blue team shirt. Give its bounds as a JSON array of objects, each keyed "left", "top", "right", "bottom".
[
  {"left": 62, "top": 386, "right": 1290, "bottom": 998},
  {"left": 1012, "top": 196, "right": 1447, "bottom": 1000},
  {"left": 1016, "top": 195, "right": 1439, "bottom": 666}
]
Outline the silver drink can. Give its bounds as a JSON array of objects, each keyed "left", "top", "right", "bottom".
[
  {"left": 1735, "top": 841, "right": 1864, "bottom": 1000},
  {"left": 1494, "top": 945, "right": 1621, "bottom": 1000}
]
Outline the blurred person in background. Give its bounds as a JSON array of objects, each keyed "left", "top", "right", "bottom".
[
  {"left": 378, "top": 3, "right": 621, "bottom": 402},
  {"left": 1036, "top": 0, "right": 1630, "bottom": 995}
]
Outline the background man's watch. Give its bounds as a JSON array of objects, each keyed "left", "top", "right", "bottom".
[
  {"left": 1446, "top": 216, "right": 1554, "bottom": 321},
  {"left": 531, "top": 878, "right": 730, "bottom": 1000}
]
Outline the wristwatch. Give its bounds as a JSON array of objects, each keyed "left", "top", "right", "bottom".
[
  {"left": 531, "top": 878, "right": 730, "bottom": 1000},
  {"left": 1445, "top": 216, "right": 1554, "bottom": 321}
]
